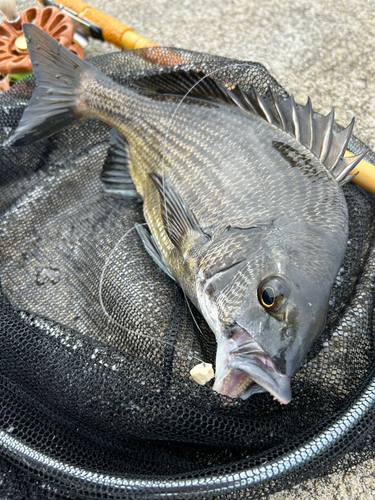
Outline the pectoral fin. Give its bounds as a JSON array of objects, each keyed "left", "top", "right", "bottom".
[{"left": 149, "top": 173, "right": 209, "bottom": 252}]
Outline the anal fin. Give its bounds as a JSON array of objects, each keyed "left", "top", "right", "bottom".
[{"left": 101, "top": 128, "right": 140, "bottom": 199}]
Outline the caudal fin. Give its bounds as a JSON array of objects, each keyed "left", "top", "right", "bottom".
[{"left": 10, "top": 24, "right": 98, "bottom": 147}]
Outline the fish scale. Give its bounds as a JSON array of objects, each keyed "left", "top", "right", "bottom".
[{"left": 9, "top": 24, "right": 366, "bottom": 404}]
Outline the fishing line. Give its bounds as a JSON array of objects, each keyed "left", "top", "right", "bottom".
[
  {"left": 160, "top": 62, "right": 252, "bottom": 343},
  {"left": 98, "top": 223, "right": 206, "bottom": 363},
  {"left": 101, "top": 64, "right": 253, "bottom": 362},
  {"left": 160, "top": 61, "right": 253, "bottom": 232},
  {"left": 182, "top": 287, "right": 216, "bottom": 346}
]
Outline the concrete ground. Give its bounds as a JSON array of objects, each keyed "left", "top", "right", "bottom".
[
  {"left": 85, "top": 0, "right": 375, "bottom": 153},
  {"left": 2, "top": 0, "right": 375, "bottom": 498}
]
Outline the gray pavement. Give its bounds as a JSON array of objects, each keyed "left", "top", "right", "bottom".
[{"left": 2, "top": 0, "right": 375, "bottom": 498}]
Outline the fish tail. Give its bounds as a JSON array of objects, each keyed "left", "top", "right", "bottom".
[{"left": 9, "top": 24, "right": 103, "bottom": 147}]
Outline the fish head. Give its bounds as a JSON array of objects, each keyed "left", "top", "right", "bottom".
[{"left": 196, "top": 219, "right": 348, "bottom": 404}]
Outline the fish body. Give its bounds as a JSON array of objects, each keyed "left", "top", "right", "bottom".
[{"left": 9, "top": 25, "right": 367, "bottom": 404}]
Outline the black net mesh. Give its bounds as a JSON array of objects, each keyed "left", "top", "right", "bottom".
[{"left": 1, "top": 48, "right": 375, "bottom": 499}]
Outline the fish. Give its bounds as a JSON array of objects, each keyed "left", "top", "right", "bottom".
[{"left": 8, "top": 24, "right": 367, "bottom": 404}]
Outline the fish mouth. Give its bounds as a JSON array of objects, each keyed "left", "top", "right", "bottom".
[{"left": 213, "top": 325, "right": 291, "bottom": 404}]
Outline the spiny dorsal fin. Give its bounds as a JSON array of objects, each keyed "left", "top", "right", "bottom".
[
  {"left": 132, "top": 70, "right": 233, "bottom": 104},
  {"left": 335, "top": 151, "right": 367, "bottom": 183},
  {"left": 312, "top": 108, "right": 334, "bottom": 163},
  {"left": 295, "top": 97, "right": 314, "bottom": 149},
  {"left": 325, "top": 119, "right": 354, "bottom": 171},
  {"left": 134, "top": 68, "right": 366, "bottom": 187},
  {"left": 225, "top": 86, "right": 278, "bottom": 125},
  {"left": 233, "top": 86, "right": 367, "bottom": 186}
]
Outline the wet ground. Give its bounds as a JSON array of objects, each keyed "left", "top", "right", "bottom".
[{"left": 2, "top": 0, "right": 375, "bottom": 498}]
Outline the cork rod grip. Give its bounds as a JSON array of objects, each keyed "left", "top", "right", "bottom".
[
  {"left": 39, "top": 0, "right": 158, "bottom": 49},
  {"left": 346, "top": 153, "right": 375, "bottom": 195}
]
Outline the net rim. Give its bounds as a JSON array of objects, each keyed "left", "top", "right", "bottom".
[{"left": 0, "top": 365, "right": 374, "bottom": 498}]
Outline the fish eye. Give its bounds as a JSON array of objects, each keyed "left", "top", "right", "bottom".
[
  {"left": 260, "top": 287, "right": 276, "bottom": 308},
  {"left": 258, "top": 277, "right": 289, "bottom": 312}
]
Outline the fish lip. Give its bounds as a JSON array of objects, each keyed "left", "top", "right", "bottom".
[
  {"left": 213, "top": 326, "right": 292, "bottom": 404},
  {"left": 229, "top": 352, "right": 291, "bottom": 404}
]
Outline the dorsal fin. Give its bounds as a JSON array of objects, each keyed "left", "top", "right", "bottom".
[
  {"left": 311, "top": 109, "right": 334, "bottom": 163},
  {"left": 229, "top": 86, "right": 367, "bottom": 186},
  {"left": 132, "top": 70, "right": 233, "bottom": 104},
  {"left": 134, "top": 69, "right": 366, "bottom": 186},
  {"left": 295, "top": 97, "right": 314, "bottom": 148}
]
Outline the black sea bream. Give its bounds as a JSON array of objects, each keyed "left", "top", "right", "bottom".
[{"left": 10, "top": 24, "right": 367, "bottom": 404}]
